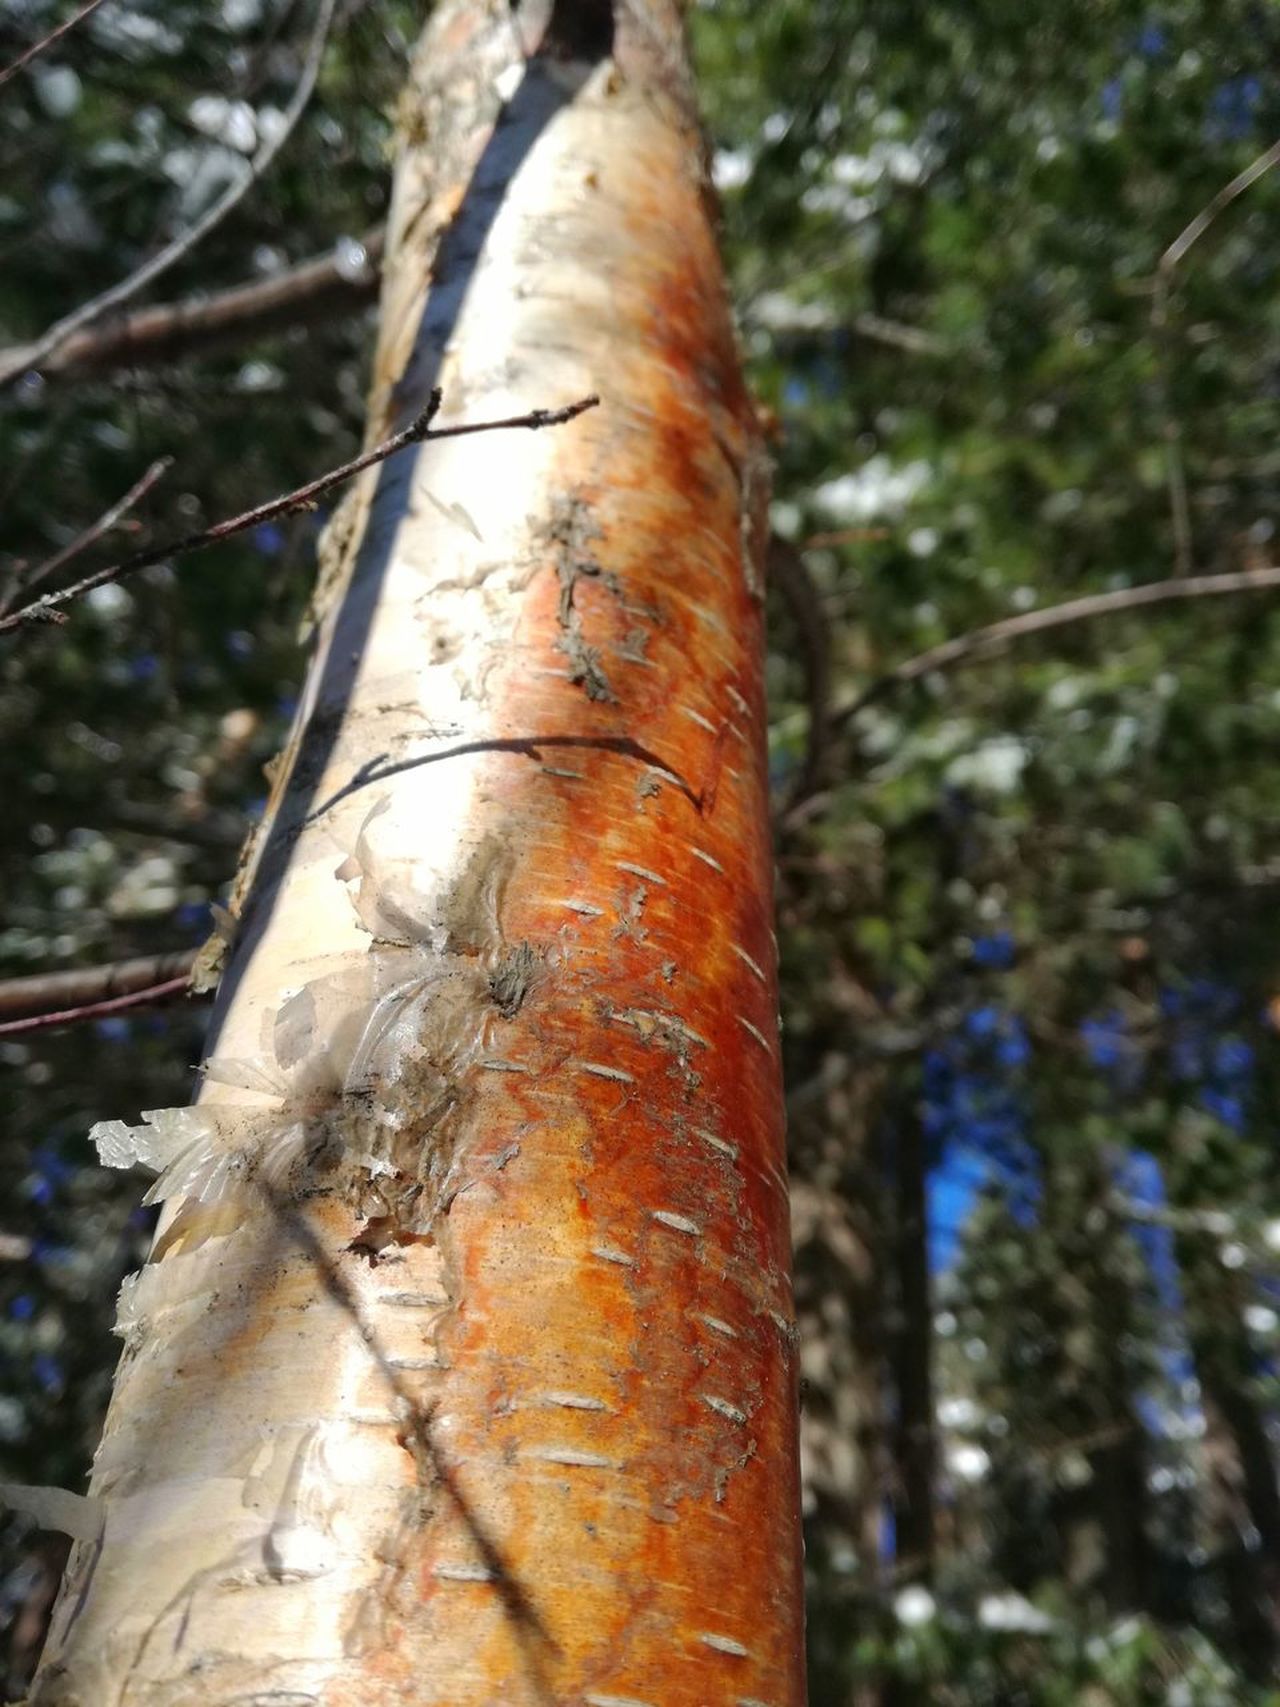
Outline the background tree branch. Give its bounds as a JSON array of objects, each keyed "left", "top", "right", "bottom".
[
  {"left": 830, "top": 563, "right": 1280, "bottom": 732},
  {"left": 0, "top": 0, "right": 106, "bottom": 89},
  {"left": 0, "top": 230, "right": 383, "bottom": 385},
  {"left": 0, "top": 457, "right": 171, "bottom": 618},
  {"left": 0, "top": 951, "right": 198, "bottom": 1031}
]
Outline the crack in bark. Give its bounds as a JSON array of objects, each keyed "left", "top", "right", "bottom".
[{"left": 546, "top": 493, "right": 616, "bottom": 702}]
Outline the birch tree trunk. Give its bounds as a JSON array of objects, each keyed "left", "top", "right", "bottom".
[{"left": 31, "top": 2, "right": 804, "bottom": 1702}]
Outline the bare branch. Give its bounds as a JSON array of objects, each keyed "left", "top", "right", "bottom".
[
  {"left": 0, "top": 0, "right": 107, "bottom": 89},
  {"left": 0, "top": 457, "right": 171, "bottom": 617},
  {"left": 0, "top": 974, "right": 197, "bottom": 1037},
  {"left": 801, "top": 525, "right": 891, "bottom": 550},
  {"left": 829, "top": 563, "right": 1280, "bottom": 732},
  {"left": 0, "top": 0, "right": 339, "bottom": 390},
  {"left": 0, "top": 950, "right": 198, "bottom": 1029},
  {"left": 1109, "top": 1194, "right": 1237, "bottom": 1237},
  {"left": 742, "top": 299, "right": 951, "bottom": 358},
  {"left": 1159, "top": 136, "right": 1280, "bottom": 279},
  {"left": 1152, "top": 135, "right": 1280, "bottom": 577},
  {"left": 0, "top": 230, "right": 384, "bottom": 383},
  {"left": 849, "top": 310, "right": 950, "bottom": 357},
  {"left": 0, "top": 391, "right": 600, "bottom": 633}
]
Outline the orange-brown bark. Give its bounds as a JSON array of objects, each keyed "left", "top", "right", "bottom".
[{"left": 349, "top": 10, "right": 803, "bottom": 1698}]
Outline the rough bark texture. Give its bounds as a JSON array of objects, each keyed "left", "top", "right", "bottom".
[{"left": 32, "top": 3, "right": 804, "bottom": 1704}]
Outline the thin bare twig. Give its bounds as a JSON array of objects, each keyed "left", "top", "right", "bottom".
[
  {"left": 1108, "top": 1194, "right": 1237, "bottom": 1237},
  {"left": 0, "top": 391, "right": 600, "bottom": 633},
  {"left": 849, "top": 310, "right": 950, "bottom": 358},
  {"left": 0, "top": 456, "right": 171, "bottom": 617},
  {"left": 828, "top": 563, "right": 1280, "bottom": 733},
  {"left": 0, "top": 229, "right": 384, "bottom": 382},
  {"left": 745, "top": 301, "right": 951, "bottom": 358},
  {"left": 0, "top": 0, "right": 107, "bottom": 89},
  {"left": 1152, "top": 135, "right": 1280, "bottom": 577},
  {"left": 1159, "top": 137, "right": 1280, "bottom": 279},
  {"left": 801, "top": 525, "right": 891, "bottom": 550},
  {"left": 0, "top": 0, "right": 338, "bottom": 390},
  {"left": 0, "top": 974, "right": 196, "bottom": 1036},
  {"left": 0, "top": 950, "right": 198, "bottom": 1029}
]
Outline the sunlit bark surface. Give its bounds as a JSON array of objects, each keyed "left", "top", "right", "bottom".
[{"left": 33, "top": 2, "right": 804, "bottom": 1701}]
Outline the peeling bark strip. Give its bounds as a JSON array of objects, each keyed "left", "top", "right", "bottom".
[{"left": 33, "top": 3, "right": 803, "bottom": 1704}]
